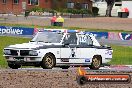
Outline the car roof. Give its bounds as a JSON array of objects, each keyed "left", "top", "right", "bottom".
[
  {"left": 36, "top": 29, "right": 94, "bottom": 37},
  {"left": 38, "top": 29, "right": 80, "bottom": 33}
]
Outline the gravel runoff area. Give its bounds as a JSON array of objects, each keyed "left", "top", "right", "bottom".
[
  {"left": 0, "top": 15, "right": 132, "bottom": 31},
  {"left": 0, "top": 68, "right": 132, "bottom": 88}
]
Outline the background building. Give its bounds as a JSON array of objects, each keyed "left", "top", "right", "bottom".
[
  {"left": 52, "top": 0, "right": 92, "bottom": 10},
  {"left": 0, "top": 0, "right": 92, "bottom": 14}
]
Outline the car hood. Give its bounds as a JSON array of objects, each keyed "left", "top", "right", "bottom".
[{"left": 5, "top": 42, "right": 61, "bottom": 49}]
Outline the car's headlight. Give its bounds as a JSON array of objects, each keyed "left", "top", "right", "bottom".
[
  {"left": 4, "top": 49, "right": 11, "bottom": 55},
  {"left": 29, "top": 51, "right": 38, "bottom": 56}
]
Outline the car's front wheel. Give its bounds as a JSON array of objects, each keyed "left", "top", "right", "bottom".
[
  {"left": 8, "top": 63, "right": 21, "bottom": 69},
  {"left": 41, "top": 53, "right": 56, "bottom": 69},
  {"left": 89, "top": 56, "right": 101, "bottom": 70}
]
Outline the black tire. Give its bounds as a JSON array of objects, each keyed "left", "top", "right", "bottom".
[
  {"left": 77, "top": 76, "right": 87, "bottom": 85},
  {"left": 8, "top": 63, "right": 21, "bottom": 69},
  {"left": 89, "top": 56, "right": 101, "bottom": 70},
  {"left": 60, "top": 66, "right": 70, "bottom": 69},
  {"left": 41, "top": 53, "right": 56, "bottom": 69}
]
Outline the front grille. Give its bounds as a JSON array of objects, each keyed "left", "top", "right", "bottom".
[
  {"left": 10, "top": 50, "right": 18, "bottom": 55},
  {"left": 20, "top": 50, "right": 30, "bottom": 56}
]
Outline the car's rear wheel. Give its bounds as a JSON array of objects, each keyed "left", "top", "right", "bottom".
[
  {"left": 41, "top": 53, "right": 55, "bottom": 69},
  {"left": 89, "top": 56, "right": 101, "bottom": 70},
  {"left": 8, "top": 63, "right": 21, "bottom": 69}
]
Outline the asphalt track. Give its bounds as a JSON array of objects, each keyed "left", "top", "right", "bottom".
[{"left": 98, "top": 39, "right": 132, "bottom": 46}]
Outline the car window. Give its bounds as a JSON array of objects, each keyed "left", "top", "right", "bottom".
[
  {"left": 32, "top": 32, "right": 63, "bottom": 43},
  {"left": 63, "top": 33, "right": 77, "bottom": 44}
]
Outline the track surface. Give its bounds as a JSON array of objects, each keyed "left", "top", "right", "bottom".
[
  {"left": 98, "top": 39, "right": 132, "bottom": 46},
  {"left": 0, "top": 14, "right": 132, "bottom": 31}
]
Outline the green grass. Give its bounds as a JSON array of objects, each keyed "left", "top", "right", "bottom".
[
  {"left": 0, "top": 23, "right": 132, "bottom": 33},
  {"left": 109, "top": 45, "right": 132, "bottom": 65},
  {"left": 0, "top": 36, "right": 132, "bottom": 68},
  {"left": 0, "top": 36, "right": 30, "bottom": 68}
]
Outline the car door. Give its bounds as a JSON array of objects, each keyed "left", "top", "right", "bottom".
[
  {"left": 77, "top": 34, "right": 96, "bottom": 63},
  {"left": 60, "top": 33, "right": 78, "bottom": 62}
]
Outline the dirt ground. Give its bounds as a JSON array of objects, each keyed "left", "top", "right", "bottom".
[
  {"left": 0, "top": 69, "right": 131, "bottom": 88},
  {"left": 0, "top": 15, "right": 132, "bottom": 31}
]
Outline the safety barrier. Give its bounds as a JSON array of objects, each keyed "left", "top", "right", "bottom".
[
  {"left": 0, "top": 26, "right": 34, "bottom": 35},
  {"left": 0, "top": 26, "right": 132, "bottom": 40}
]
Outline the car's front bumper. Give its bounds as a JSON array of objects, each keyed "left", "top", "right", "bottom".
[{"left": 5, "top": 56, "right": 42, "bottom": 62}]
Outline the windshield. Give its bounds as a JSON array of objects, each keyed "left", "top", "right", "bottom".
[{"left": 32, "top": 32, "right": 63, "bottom": 43}]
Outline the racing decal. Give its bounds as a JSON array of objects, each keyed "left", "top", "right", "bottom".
[
  {"left": 105, "top": 50, "right": 112, "bottom": 55},
  {"left": 70, "top": 48, "right": 76, "bottom": 58},
  {"left": 79, "top": 35, "right": 87, "bottom": 43},
  {"left": 85, "top": 59, "right": 90, "bottom": 62}
]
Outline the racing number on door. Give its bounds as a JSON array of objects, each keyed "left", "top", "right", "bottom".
[{"left": 79, "top": 35, "right": 87, "bottom": 44}]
